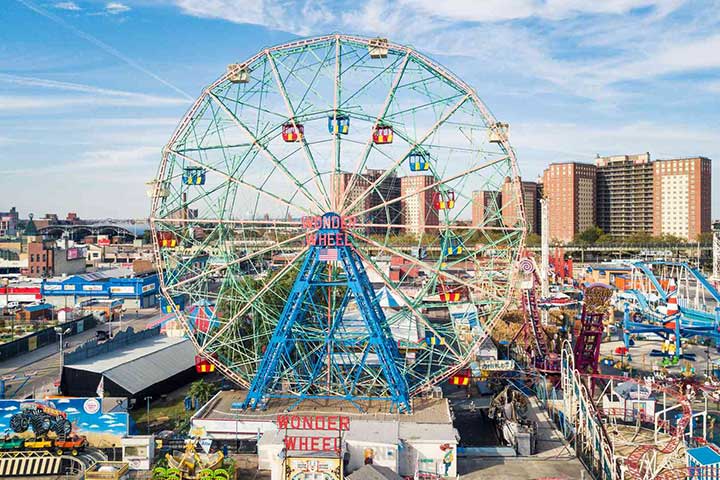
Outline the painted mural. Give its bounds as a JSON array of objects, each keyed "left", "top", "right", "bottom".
[{"left": 0, "top": 397, "right": 129, "bottom": 447}]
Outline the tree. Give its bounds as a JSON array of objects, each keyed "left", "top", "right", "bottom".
[
  {"left": 525, "top": 233, "right": 541, "bottom": 246},
  {"left": 574, "top": 226, "right": 604, "bottom": 245},
  {"left": 189, "top": 379, "right": 215, "bottom": 405},
  {"left": 697, "top": 232, "right": 713, "bottom": 245}
]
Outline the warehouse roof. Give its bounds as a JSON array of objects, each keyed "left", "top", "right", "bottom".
[{"left": 65, "top": 335, "right": 195, "bottom": 394}]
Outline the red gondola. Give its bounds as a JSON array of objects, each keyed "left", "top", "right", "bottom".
[
  {"left": 450, "top": 369, "right": 471, "bottom": 386},
  {"left": 156, "top": 231, "right": 177, "bottom": 248},
  {"left": 195, "top": 354, "right": 216, "bottom": 373},
  {"left": 282, "top": 123, "right": 304, "bottom": 142},
  {"left": 372, "top": 124, "right": 393, "bottom": 144},
  {"left": 438, "top": 283, "right": 465, "bottom": 302},
  {"left": 433, "top": 191, "right": 455, "bottom": 210}
]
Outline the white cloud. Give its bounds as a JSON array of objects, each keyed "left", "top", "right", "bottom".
[
  {"left": 105, "top": 2, "right": 130, "bottom": 15},
  {"left": 64, "top": 407, "right": 80, "bottom": 413},
  {"left": 0, "top": 75, "right": 189, "bottom": 111},
  {"left": 54, "top": 1, "right": 81, "bottom": 11}
]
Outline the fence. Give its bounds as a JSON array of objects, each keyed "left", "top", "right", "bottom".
[{"left": 0, "top": 314, "right": 96, "bottom": 363}]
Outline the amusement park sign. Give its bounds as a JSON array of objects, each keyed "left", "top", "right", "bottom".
[
  {"left": 278, "top": 414, "right": 350, "bottom": 453},
  {"left": 302, "top": 214, "right": 356, "bottom": 247}
]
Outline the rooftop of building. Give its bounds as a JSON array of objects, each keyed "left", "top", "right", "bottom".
[
  {"left": 195, "top": 390, "right": 453, "bottom": 424},
  {"left": 64, "top": 334, "right": 195, "bottom": 395}
]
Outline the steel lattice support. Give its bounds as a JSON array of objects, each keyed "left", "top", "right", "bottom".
[{"left": 242, "top": 213, "right": 411, "bottom": 412}]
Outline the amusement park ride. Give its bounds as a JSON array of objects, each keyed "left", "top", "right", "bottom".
[
  {"left": 149, "top": 34, "right": 525, "bottom": 413},
  {"left": 144, "top": 34, "right": 720, "bottom": 480},
  {"left": 620, "top": 261, "right": 720, "bottom": 361}
]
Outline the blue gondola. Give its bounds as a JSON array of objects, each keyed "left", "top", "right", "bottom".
[
  {"left": 407, "top": 149, "right": 430, "bottom": 171},
  {"left": 183, "top": 167, "right": 206, "bottom": 185},
  {"left": 441, "top": 233, "right": 464, "bottom": 256},
  {"left": 328, "top": 114, "right": 350, "bottom": 135}
]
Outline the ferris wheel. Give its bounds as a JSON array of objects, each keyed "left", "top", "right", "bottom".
[{"left": 149, "top": 35, "right": 526, "bottom": 412}]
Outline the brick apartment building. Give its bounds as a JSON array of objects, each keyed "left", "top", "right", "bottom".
[
  {"left": 541, "top": 154, "right": 712, "bottom": 242},
  {"left": 471, "top": 190, "right": 502, "bottom": 227},
  {"left": 333, "top": 170, "right": 401, "bottom": 233},
  {"left": 542, "top": 162, "right": 597, "bottom": 243}
]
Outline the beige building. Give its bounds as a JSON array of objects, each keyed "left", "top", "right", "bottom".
[
  {"left": 595, "top": 153, "right": 654, "bottom": 236},
  {"left": 471, "top": 190, "right": 501, "bottom": 227},
  {"left": 652, "top": 157, "right": 712, "bottom": 240},
  {"left": 542, "top": 162, "right": 596, "bottom": 243},
  {"left": 400, "top": 175, "right": 438, "bottom": 236}
]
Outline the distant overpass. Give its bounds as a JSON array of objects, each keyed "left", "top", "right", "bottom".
[
  {"left": 526, "top": 243, "right": 712, "bottom": 261},
  {"left": 37, "top": 222, "right": 148, "bottom": 240}
]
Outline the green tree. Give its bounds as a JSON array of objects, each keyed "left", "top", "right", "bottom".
[
  {"left": 697, "top": 232, "right": 713, "bottom": 245},
  {"left": 525, "top": 233, "right": 541, "bottom": 246},
  {"left": 189, "top": 379, "right": 216, "bottom": 405},
  {"left": 574, "top": 226, "right": 604, "bottom": 244}
]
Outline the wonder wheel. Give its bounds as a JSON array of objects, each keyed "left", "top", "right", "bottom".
[{"left": 149, "top": 35, "right": 526, "bottom": 412}]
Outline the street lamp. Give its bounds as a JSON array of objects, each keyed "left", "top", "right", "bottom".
[
  {"left": 54, "top": 327, "right": 71, "bottom": 389},
  {"left": 144, "top": 396, "right": 152, "bottom": 435}
]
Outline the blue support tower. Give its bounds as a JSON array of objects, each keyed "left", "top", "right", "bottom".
[{"left": 241, "top": 212, "right": 411, "bottom": 413}]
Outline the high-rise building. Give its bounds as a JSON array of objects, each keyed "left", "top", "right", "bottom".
[
  {"left": 471, "top": 190, "right": 502, "bottom": 227},
  {"left": 542, "top": 162, "right": 596, "bottom": 243},
  {"left": 332, "top": 170, "right": 401, "bottom": 232},
  {"left": 333, "top": 172, "right": 371, "bottom": 216},
  {"left": 595, "top": 153, "right": 654, "bottom": 236},
  {"left": 364, "top": 169, "right": 401, "bottom": 232},
  {"left": 653, "top": 157, "right": 712, "bottom": 240},
  {"left": 400, "top": 175, "right": 438, "bottom": 236},
  {"left": 500, "top": 177, "right": 541, "bottom": 233}
]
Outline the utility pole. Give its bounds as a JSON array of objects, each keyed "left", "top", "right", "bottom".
[
  {"left": 144, "top": 396, "right": 152, "bottom": 435},
  {"left": 712, "top": 221, "right": 720, "bottom": 283},
  {"left": 540, "top": 199, "right": 550, "bottom": 325}
]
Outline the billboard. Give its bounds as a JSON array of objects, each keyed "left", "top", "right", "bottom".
[
  {"left": 0, "top": 397, "right": 130, "bottom": 448},
  {"left": 66, "top": 247, "right": 87, "bottom": 261}
]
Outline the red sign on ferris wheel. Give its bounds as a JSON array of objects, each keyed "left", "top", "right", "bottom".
[{"left": 302, "top": 214, "right": 355, "bottom": 247}]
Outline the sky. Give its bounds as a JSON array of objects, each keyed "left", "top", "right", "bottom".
[{"left": 0, "top": 0, "right": 718, "bottom": 219}]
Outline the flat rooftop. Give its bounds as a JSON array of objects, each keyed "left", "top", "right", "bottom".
[{"left": 197, "top": 390, "right": 452, "bottom": 424}]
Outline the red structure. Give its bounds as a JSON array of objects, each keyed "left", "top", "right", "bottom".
[
  {"left": 156, "top": 232, "right": 177, "bottom": 248},
  {"left": 433, "top": 191, "right": 455, "bottom": 210},
  {"left": 573, "top": 284, "right": 612, "bottom": 375},
  {"left": 282, "top": 123, "right": 304, "bottom": 142},
  {"left": 195, "top": 354, "right": 216, "bottom": 373},
  {"left": 372, "top": 124, "right": 394, "bottom": 144}
]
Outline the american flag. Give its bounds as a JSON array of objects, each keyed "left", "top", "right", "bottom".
[{"left": 319, "top": 248, "right": 338, "bottom": 262}]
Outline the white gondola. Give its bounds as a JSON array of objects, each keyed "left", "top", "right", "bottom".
[
  {"left": 489, "top": 122, "right": 509, "bottom": 143},
  {"left": 227, "top": 63, "right": 249, "bottom": 83},
  {"left": 368, "top": 37, "right": 389, "bottom": 58},
  {"left": 146, "top": 180, "right": 169, "bottom": 199}
]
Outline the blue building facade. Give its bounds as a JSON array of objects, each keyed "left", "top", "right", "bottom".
[{"left": 42, "top": 272, "right": 159, "bottom": 308}]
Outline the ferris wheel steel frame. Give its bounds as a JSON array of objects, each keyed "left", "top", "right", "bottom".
[{"left": 149, "top": 34, "right": 528, "bottom": 411}]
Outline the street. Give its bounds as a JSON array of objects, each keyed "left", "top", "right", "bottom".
[{"left": 0, "top": 309, "right": 167, "bottom": 398}]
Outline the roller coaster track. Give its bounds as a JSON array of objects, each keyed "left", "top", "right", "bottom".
[{"left": 560, "top": 350, "right": 696, "bottom": 480}]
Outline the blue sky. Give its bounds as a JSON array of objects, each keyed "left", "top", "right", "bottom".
[{"left": 1, "top": 0, "right": 718, "bottom": 219}]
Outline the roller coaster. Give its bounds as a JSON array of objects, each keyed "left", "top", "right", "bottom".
[
  {"left": 515, "top": 257, "right": 717, "bottom": 479},
  {"left": 619, "top": 261, "right": 720, "bottom": 356}
]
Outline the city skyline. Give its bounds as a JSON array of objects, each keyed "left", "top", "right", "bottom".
[{"left": 1, "top": 0, "right": 719, "bottom": 218}]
